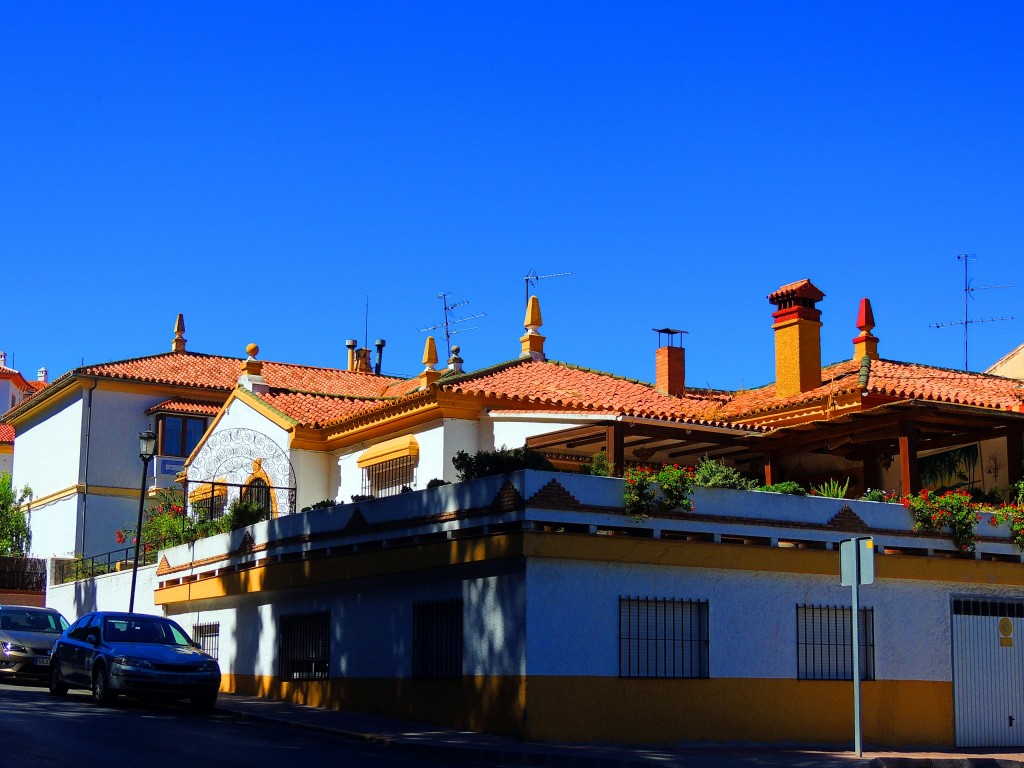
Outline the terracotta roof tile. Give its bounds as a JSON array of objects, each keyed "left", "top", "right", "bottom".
[
  {"left": 0, "top": 423, "right": 13, "bottom": 444},
  {"left": 721, "top": 357, "right": 1024, "bottom": 419},
  {"left": 258, "top": 390, "right": 386, "bottom": 428},
  {"left": 80, "top": 351, "right": 406, "bottom": 398},
  {"left": 146, "top": 398, "right": 224, "bottom": 417},
  {"left": 440, "top": 359, "right": 733, "bottom": 424}
]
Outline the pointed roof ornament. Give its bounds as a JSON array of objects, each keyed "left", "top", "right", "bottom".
[
  {"left": 852, "top": 297, "right": 880, "bottom": 361},
  {"left": 418, "top": 336, "right": 441, "bottom": 389},
  {"left": 171, "top": 314, "right": 187, "bottom": 353},
  {"left": 520, "top": 295, "right": 546, "bottom": 361}
]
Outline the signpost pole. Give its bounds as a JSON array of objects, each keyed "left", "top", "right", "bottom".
[
  {"left": 852, "top": 550, "right": 862, "bottom": 757},
  {"left": 840, "top": 536, "right": 873, "bottom": 758}
]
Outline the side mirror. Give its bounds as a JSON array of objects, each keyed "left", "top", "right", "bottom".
[{"left": 86, "top": 633, "right": 100, "bottom": 646}]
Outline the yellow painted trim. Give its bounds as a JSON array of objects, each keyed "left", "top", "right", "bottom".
[
  {"left": 0, "top": 445, "right": 12, "bottom": 455},
  {"left": 188, "top": 479, "right": 228, "bottom": 502},
  {"left": 217, "top": 674, "right": 950, "bottom": 747},
  {"left": 25, "top": 485, "right": 81, "bottom": 507},
  {"left": 356, "top": 435, "right": 419, "bottom": 468}
]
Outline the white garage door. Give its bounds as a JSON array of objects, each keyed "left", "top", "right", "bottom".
[{"left": 951, "top": 598, "right": 1024, "bottom": 747}]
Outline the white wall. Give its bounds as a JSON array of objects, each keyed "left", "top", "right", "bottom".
[
  {"left": 13, "top": 393, "right": 84, "bottom": 498},
  {"left": 47, "top": 561, "right": 160, "bottom": 623},
  {"left": 523, "top": 557, "right": 1006, "bottom": 682},
  {"left": 27, "top": 496, "right": 80, "bottom": 559}
]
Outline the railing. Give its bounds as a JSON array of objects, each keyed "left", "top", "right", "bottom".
[{"left": 55, "top": 537, "right": 188, "bottom": 585}]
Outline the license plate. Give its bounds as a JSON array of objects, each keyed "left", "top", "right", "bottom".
[
  {"left": 34, "top": 658, "right": 50, "bottom": 666},
  {"left": 162, "top": 674, "right": 190, "bottom": 685}
]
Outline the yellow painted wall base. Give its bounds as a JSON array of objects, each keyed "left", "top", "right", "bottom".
[
  {"left": 222, "top": 673, "right": 527, "bottom": 737},
  {"left": 222, "top": 674, "right": 952, "bottom": 747}
]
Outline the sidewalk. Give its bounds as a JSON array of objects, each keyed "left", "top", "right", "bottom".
[{"left": 214, "top": 691, "right": 1024, "bottom": 768}]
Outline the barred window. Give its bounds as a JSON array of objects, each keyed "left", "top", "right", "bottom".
[
  {"left": 193, "top": 483, "right": 227, "bottom": 522},
  {"left": 413, "top": 599, "right": 463, "bottom": 678},
  {"left": 279, "top": 611, "right": 330, "bottom": 681},
  {"left": 619, "top": 597, "right": 709, "bottom": 678},
  {"left": 192, "top": 622, "right": 220, "bottom": 660},
  {"left": 362, "top": 455, "right": 416, "bottom": 498},
  {"left": 242, "top": 477, "right": 272, "bottom": 513},
  {"left": 796, "top": 605, "right": 875, "bottom": 680}
]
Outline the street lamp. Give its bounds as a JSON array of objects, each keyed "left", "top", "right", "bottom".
[{"left": 128, "top": 428, "right": 158, "bottom": 613}]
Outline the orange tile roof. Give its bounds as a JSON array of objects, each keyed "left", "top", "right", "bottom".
[
  {"left": 146, "top": 398, "right": 224, "bottom": 417},
  {"left": 721, "top": 357, "right": 1024, "bottom": 419},
  {"left": 0, "top": 423, "right": 13, "bottom": 444},
  {"left": 439, "top": 359, "right": 732, "bottom": 424},
  {"left": 79, "top": 351, "right": 407, "bottom": 398},
  {"left": 258, "top": 390, "right": 387, "bottom": 428}
]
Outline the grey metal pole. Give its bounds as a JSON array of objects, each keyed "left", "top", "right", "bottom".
[
  {"left": 128, "top": 456, "right": 152, "bottom": 613},
  {"left": 852, "top": 545, "right": 863, "bottom": 757}
]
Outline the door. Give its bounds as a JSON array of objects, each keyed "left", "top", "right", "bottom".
[{"left": 951, "top": 598, "right": 1024, "bottom": 747}]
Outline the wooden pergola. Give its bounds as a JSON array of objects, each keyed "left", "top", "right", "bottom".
[{"left": 525, "top": 401, "right": 1024, "bottom": 494}]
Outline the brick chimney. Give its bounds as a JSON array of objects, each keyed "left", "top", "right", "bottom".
[
  {"left": 852, "top": 298, "right": 879, "bottom": 361},
  {"left": 768, "top": 279, "right": 825, "bottom": 398},
  {"left": 654, "top": 328, "right": 687, "bottom": 396}
]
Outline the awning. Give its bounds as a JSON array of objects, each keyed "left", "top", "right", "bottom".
[{"left": 357, "top": 435, "right": 420, "bottom": 468}]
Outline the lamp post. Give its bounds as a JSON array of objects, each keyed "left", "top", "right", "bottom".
[{"left": 128, "top": 428, "right": 158, "bottom": 613}]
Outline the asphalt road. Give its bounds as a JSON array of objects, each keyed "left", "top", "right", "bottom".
[{"left": 0, "top": 681, "right": 502, "bottom": 768}]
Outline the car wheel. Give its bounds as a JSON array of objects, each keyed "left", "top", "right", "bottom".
[
  {"left": 48, "top": 663, "right": 68, "bottom": 696},
  {"left": 190, "top": 692, "right": 218, "bottom": 712},
  {"left": 91, "top": 665, "right": 116, "bottom": 706}
]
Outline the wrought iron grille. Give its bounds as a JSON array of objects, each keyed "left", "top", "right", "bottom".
[
  {"left": 413, "top": 599, "right": 463, "bottom": 679},
  {"left": 362, "top": 456, "right": 417, "bottom": 498},
  {"left": 953, "top": 598, "right": 1024, "bottom": 617},
  {"left": 279, "top": 611, "right": 330, "bottom": 681},
  {"left": 193, "top": 482, "right": 227, "bottom": 522},
  {"left": 241, "top": 478, "right": 272, "bottom": 512},
  {"left": 796, "top": 604, "right": 875, "bottom": 680},
  {"left": 619, "top": 596, "right": 709, "bottom": 678},
  {"left": 192, "top": 622, "right": 220, "bottom": 659}
]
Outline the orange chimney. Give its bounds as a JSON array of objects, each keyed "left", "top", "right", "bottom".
[
  {"left": 852, "top": 298, "right": 879, "bottom": 361},
  {"left": 653, "top": 328, "right": 687, "bottom": 396},
  {"left": 767, "top": 279, "right": 825, "bottom": 398}
]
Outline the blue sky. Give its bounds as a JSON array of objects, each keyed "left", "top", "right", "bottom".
[{"left": 2, "top": 3, "right": 1022, "bottom": 392}]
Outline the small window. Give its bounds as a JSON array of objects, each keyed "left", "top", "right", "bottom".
[
  {"left": 159, "top": 415, "right": 207, "bottom": 457},
  {"left": 193, "top": 622, "right": 220, "bottom": 659},
  {"left": 619, "top": 596, "right": 709, "bottom": 678},
  {"left": 796, "top": 605, "right": 875, "bottom": 680},
  {"left": 279, "top": 611, "right": 330, "bottom": 681},
  {"left": 413, "top": 599, "right": 463, "bottom": 678},
  {"left": 362, "top": 456, "right": 417, "bottom": 498}
]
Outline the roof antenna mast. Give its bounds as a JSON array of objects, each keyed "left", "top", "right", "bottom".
[
  {"left": 524, "top": 269, "right": 571, "bottom": 307},
  {"left": 930, "top": 254, "right": 1013, "bottom": 371},
  {"left": 419, "top": 293, "right": 485, "bottom": 358}
]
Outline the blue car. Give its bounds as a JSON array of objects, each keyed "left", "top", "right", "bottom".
[{"left": 49, "top": 611, "right": 220, "bottom": 710}]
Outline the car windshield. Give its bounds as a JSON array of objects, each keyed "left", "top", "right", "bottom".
[
  {"left": 0, "top": 609, "right": 68, "bottom": 634},
  {"left": 102, "top": 617, "right": 192, "bottom": 646}
]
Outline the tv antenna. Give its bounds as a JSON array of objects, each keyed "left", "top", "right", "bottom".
[
  {"left": 930, "top": 253, "right": 1013, "bottom": 371},
  {"left": 419, "top": 293, "right": 485, "bottom": 358},
  {"left": 524, "top": 269, "right": 571, "bottom": 307}
]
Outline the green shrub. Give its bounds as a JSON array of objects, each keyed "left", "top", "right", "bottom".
[
  {"left": 426, "top": 478, "right": 451, "bottom": 488},
  {"left": 580, "top": 451, "right": 612, "bottom": 477},
  {"left": 691, "top": 457, "right": 757, "bottom": 490},
  {"left": 351, "top": 494, "right": 375, "bottom": 503},
  {"left": 452, "top": 447, "right": 554, "bottom": 481},
  {"left": 623, "top": 464, "right": 695, "bottom": 521},
  {"left": 860, "top": 488, "right": 899, "bottom": 503},
  {"left": 301, "top": 499, "right": 337, "bottom": 512},
  {"left": 757, "top": 481, "right": 806, "bottom": 496},
  {"left": 810, "top": 477, "right": 850, "bottom": 498},
  {"left": 228, "top": 498, "right": 270, "bottom": 528}
]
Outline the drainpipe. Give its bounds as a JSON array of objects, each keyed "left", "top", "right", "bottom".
[{"left": 80, "top": 378, "right": 98, "bottom": 556}]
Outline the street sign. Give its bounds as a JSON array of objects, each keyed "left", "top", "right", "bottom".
[
  {"left": 840, "top": 535, "right": 874, "bottom": 758},
  {"left": 840, "top": 537, "right": 874, "bottom": 586}
]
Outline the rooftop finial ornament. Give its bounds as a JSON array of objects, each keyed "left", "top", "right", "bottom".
[
  {"left": 418, "top": 336, "right": 441, "bottom": 390},
  {"left": 171, "top": 314, "right": 187, "bottom": 353},
  {"left": 520, "top": 296, "right": 546, "bottom": 361}
]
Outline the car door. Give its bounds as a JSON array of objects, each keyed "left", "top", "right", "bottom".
[{"left": 63, "top": 614, "right": 98, "bottom": 685}]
